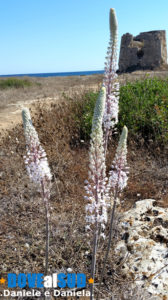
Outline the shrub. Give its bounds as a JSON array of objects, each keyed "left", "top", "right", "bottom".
[
  {"left": 119, "top": 77, "right": 168, "bottom": 144},
  {"left": 73, "top": 77, "right": 168, "bottom": 146},
  {"left": 70, "top": 91, "right": 98, "bottom": 141},
  {"left": 0, "top": 78, "right": 32, "bottom": 89}
]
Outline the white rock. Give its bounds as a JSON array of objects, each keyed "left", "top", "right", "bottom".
[
  {"left": 67, "top": 268, "right": 73, "bottom": 273},
  {"left": 115, "top": 199, "right": 168, "bottom": 298}
]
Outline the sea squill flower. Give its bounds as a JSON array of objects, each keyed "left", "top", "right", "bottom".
[
  {"left": 85, "top": 87, "right": 108, "bottom": 300},
  {"left": 85, "top": 87, "right": 108, "bottom": 230},
  {"left": 22, "top": 108, "right": 51, "bottom": 275},
  {"left": 22, "top": 108, "right": 52, "bottom": 187},
  {"left": 98, "top": 126, "right": 129, "bottom": 291},
  {"left": 103, "top": 8, "right": 119, "bottom": 154},
  {"left": 108, "top": 126, "right": 129, "bottom": 195}
]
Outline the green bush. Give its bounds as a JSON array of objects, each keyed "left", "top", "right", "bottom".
[
  {"left": 0, "top": 78, "right": 32, "bottom": 89},
  {"left": 72, "top": 77, "right": 168, "bottom": 145},
  {"left": 119, "top": 77, "right": 168, "bottom": 144},
  {"left": 71, "top": 91, "right": 98, "bottom": 141}
]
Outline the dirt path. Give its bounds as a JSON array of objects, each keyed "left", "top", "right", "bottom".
[
  {"left": 0, "top": 70, "right": 168, "bottom": 135},
  {"left": 0, "top": 96, "right": 58, "bottom": 133},
  {"left": 0, "top": 74, "right": 103, "bottom": 134}
]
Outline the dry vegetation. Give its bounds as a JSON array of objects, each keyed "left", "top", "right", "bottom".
[
  {"left": 0, "top": 73, "right": 168, "bottom": 299},
  {"left": 0, "top": 74, "right": 103, "bottom": 109},
  {"left": 0, "top": 74, "right": 103, "bottom": 134},
  {"left": 1, "top": 70, "right": 168, "bottom": 132}
]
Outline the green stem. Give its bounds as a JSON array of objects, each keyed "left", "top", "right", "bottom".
[
  {"left": 41, "top": 180, "right": 50, "bottom": 276},
  {"left": 97, "top": 192, "right": 117, "bottom": 300},
  {"left": 90, "top": 219, "right": 98, "bottom": 300}
]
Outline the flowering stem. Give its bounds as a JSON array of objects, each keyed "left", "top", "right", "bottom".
[
  {"left": 103, "top": 8, "right": 119, "bottom": 156},
  {"left": 96, "top": 191, "right": 117, "bottom": 300},
  {"left": 97, "top": 126, "right": 128, "bottom": 298},
  {"left": 85, "top": 88, "right": 107, "bottom": 299},
  {"left": 22, "top": 108, "right": 52, "bottom": 276},
  {"left": 41, "top": 180, "right": 50, "bottom": 275},
  {"left": 90, "top": 157, "right": 99, "bottom": 300},
  {"left": 45, "top": 208, "right": 49, "bottom": 276},
  {"left": 90, "top": 218, "right": 98, "bottom": 300},
  {"left": 104, "top": 45, "right": 116, "bottom": 156}
]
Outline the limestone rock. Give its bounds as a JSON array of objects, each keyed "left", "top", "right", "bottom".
[{"left": 115, "top": 199, "right": 168, "bottom": 298}]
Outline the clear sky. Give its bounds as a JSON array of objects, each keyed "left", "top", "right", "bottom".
[{"left": 0, "top": 0, "right": 167, "bottom": 75}]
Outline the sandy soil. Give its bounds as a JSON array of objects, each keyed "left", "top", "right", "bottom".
[
  {"left": 0, "top": 70, "right": 168, "bottom": 134},
  {"left": 0, "top": 74, "right": 102, "bottom": 133}
]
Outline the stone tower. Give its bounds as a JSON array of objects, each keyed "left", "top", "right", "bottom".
[{"left": 118, "top": 30, "right": 167, "bottom": 73}]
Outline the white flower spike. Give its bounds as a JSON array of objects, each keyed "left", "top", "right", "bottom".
[
  {"left": 85, "top": 87, "right": 109, "bottom": 232},
  {"left": 103, "top": 8, "right": 119, "bottom": 154},
  {"left": 22, "top": 108, "right": 52, "bottom": 187},
  {"left": 108, "top": 126, "right": 129, "bottom": 194}
]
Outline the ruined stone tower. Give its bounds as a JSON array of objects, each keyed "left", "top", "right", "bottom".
[{"left": 118, "top": 30, "right": 167, "bottom": 72}]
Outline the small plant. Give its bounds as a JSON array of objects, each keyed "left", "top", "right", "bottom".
[{"left": 22, "top": 108, "right": 52, "bottom": 275}]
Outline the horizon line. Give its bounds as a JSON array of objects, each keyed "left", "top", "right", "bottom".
[{"left": 0, "top": 69, "right": 104, "bottom": 77}]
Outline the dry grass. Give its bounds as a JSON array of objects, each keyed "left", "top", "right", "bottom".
[
  {"left": 0, "top": 74, "right": 103, "bottom": 109},
  {"left": 1, "top": 70, "right": 168, "bottom": 134},
  {"left": 0, "top": 74, "right": 102, "bottom": 135},
  {"left": 0, "top": 90, "right": 168, "bottom": 299},
  {"left": 1, "top": 70, "right": 168, "bottom": 109}
]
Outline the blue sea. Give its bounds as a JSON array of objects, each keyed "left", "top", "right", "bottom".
[{"left": 0, "top": 70, "right": 104, "bottom": 78}]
